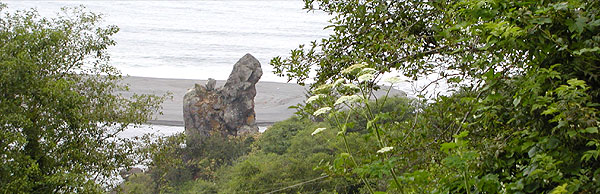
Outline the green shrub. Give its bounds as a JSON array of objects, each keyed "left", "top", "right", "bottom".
[
  {"left": 255, "top": 117, "right": 311, "bottom": 155},
  {"left": 119, "top": 173, "right": 154, "bottom": 194},
  {"left": 215, "top": 117, "right": 346, "bottom": 194},
  {"left": 176, "top": 179, "right": 218, "bottom": 194}
]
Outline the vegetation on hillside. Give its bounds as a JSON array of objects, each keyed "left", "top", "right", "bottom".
[
  {"left": 105, "top": 0, "right": 600, "bottom": 193},
  {"left": 3, "top": 0, "right": 600, "bottom": 193},
  {"left": 0, "top": 5, "right": 166, "bottom": 193},
  {"left": 270, "top": 0, "right": 600, "bottom": 193},
  {"left": 121, "top": 98, "right": 414, "bottom": 194}
]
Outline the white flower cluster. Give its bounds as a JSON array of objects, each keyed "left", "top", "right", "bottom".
[
  {"left": 333, "top": 78, "right": 346, "bottom": 87},
  {"left": 313, "top": 107, "right": 332, "bottom": 116},
  {"left": 306, "top": 94, "right": 326, "bottom": 104},
  {"left": 360, "top": 68, "right": 377, "bottom": 75},
  {"left": 377, "top": 146, "right": 394, "bottom": 153},
  {"left": 342, "top": 83, "right": 360, "bottom": 90},
  {"left": 358, "top": 73, "right": 375, "bottom": 82},
  {"left": 383, "top": 76, "right": 403, "bottom": 84},
  {"left": 334, "top": 95, "right": 362, "bottom": 105},
  {"left": 341, "top": 62, "right": 368, "bottom": 75},
  {"left": 311, "top": 127, "right": 326, "bottom": 136}
]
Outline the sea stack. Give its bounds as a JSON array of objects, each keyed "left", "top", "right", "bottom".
[{"left": 183, "top": 53, "right": 262, "bottom": 137}]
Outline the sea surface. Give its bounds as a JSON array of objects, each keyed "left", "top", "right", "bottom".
[
  {"left": 3, "top": 0, "right": 331, "bottom": 82},
  {"left": 4, "top": 0, "right": 447, "bottom": 97}
]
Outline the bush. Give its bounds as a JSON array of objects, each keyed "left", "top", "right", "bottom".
[
  {"left": 176, "top": 179, "right": 218, "bottom": 194},
  {"left": 0, "top": 5, "right": 165, "bottom": 193},
  {"left": 119, "top": 173, "right": 154, "bottom": 194},
  {"left": 256, "top": 117, "right": 316, "bottom": 155}
]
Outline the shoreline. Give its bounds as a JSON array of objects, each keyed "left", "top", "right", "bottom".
[
  {"left": 120, "top": 76, "right": 407, "bottom": 128},
  {"left": 147, "top": 120, "right": 276, "bottom": 127},
  {"left": 119, "top": 76, "right": 309, "bottom": 127}
]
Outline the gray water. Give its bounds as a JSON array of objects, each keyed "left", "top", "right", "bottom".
[
  {"left": 4, "top": 0, "right": 440, "bottom": 97},
  {"left": 3, "top": 0, "right": 331, "bottom": 82}
]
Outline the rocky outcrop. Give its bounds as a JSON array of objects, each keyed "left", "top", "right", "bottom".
[{"left": 183, "top": 54, "right": 262, "bottom": 137}]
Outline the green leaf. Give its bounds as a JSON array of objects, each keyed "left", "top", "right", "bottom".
[
  {"left": 552, "top": 2, "right": 569, "bottom": 10},
  {"left": 581, "top": 150, "right": 599, "bottom": 162},
  {"left": 550, "top": 183, "right": 568, "bottom": 194},
  {"left": 340, "top": 153, "right": 350, "bottom": 159},
  {"left": 590, "top": 19, "right": 600, "bottom": 27},
  {"left": 545, "top": 137, "right": 561, "bottom": 150},
  {"left": 513, "top": 96, "right": 522, "bottom": 107},
  {"left": 531, "top": 17, "right": 552, "bottom": 24},
  {"left": 524, "top": 184, "right": 541, "bottom": 193},
  {"left": 567, "top": 79, "right": 586, "bottom": 87},
  {"left": 542, "top": 107, "right": 558, "bottom": 115},
  {"left": 528, "top": 146, "right": 539, "bottom": 158},
  {"left": 521, "top": 141, "right": 535, "bottom": 152},
  {"left": 454, "top": 131, "right": 469, "bottom": 139},
  {"left": 567, "top": 130, "right": 577, "bottom": 138},
  {"left": 485, "top": 93, "right": 503, "bottom": 101},
  {"left": 575, "top": 17, "right": 588, "bottom": 33},
  {"left": 581, "top": 127, "right": 598, "bottom": 134},
  {"left": 573, "top": 47, "right": 600, "bottom": 55},
  {"left": 367, "top": 119, "right": 376, "bottom": 130},
  {"left": 484, "top": 68, "right": 495, "bottom": 79},
  {"left": 440, "top": 142, "right": 457, "bottom": 153}
]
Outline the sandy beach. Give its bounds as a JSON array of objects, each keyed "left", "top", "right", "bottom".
[
  {"left": 120, "top": 76, "right": 406, "bottom": 127},
  {"left": 120, "top": 76, "right": 310, "bottom": 127}
]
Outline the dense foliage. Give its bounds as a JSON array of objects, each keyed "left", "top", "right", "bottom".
[
  {"left": 8, "top": 0, "right": 599, "bottom": 193},
  {"left": 217, "top": 118, "right": 335, "bottom": 194},
  {"left": 272, "top": 0, "right": 600, "bottom": 193},
  {"left": 120, "top": 132, "right": 254, "bottom": 193},
  {"left": 0, "top": 5, "right": 165, "bottom": 193},
  {"left": 124, "top": 98, "right": 414, "bottom": 194},
  {"left": 123, "top": 118, "right": 332, "bottom": 194}
]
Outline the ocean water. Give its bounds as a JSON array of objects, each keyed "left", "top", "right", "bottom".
[
  {"left": 3, "top": 0, "right": 331, "bottom": 82},
  {"left": 3, "top": 0, "right": 448, "bottom": 96}
]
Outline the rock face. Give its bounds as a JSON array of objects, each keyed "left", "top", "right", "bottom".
[{"left": 183, "top": 54, "right": 262, "bottom": 137}]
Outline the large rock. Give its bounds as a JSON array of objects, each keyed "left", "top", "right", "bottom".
[{"left": 183, "top": 54, "right": 262, "bottom": 137}]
